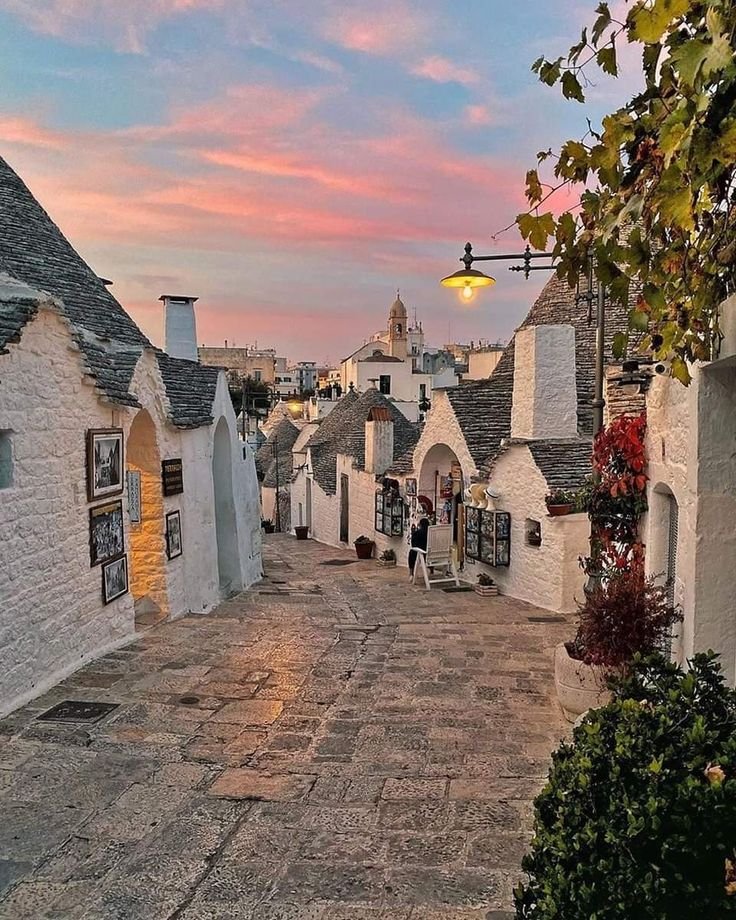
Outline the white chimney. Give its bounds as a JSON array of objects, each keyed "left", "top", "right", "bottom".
[
  {"left": 365, "top": 407, "right": 394, "bottom": 475},
  {"left": 511, "top": 324, "right": 578, "bottom": 440},
  {"left": 161, "top": 295, "right": 199, "bottom": 362}
]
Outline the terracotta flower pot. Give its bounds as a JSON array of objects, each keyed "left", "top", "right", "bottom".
[
  {"left": 294, "top": 526, "right": 309, "bottom": 540},
  {"left": 554, "top": 642, "right": 612, "bottom": 723},
  {"left": 547, "top": 503, "right": 574, "bottom": 517},
  {"left": 354, "top": 541, "right": 374, "bottom": 560}
]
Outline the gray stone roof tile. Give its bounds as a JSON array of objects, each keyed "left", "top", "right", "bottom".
[
  {"left": 308, "top": 389, "right": 419, "bottom": 495},
  {"left": 0, "top": 156, "right": 218, "bottom": 426},
  {"left": 447, "top": 272, "right": 633, "bottom": 476}
]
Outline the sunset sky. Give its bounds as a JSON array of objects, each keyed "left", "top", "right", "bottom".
[{"left": 0, "top": 1, "right": 635, "bottom": 364}]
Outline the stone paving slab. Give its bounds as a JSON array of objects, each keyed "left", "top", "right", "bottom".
[{"left": 0, "top": 535, "right": 571, "bottom": 919}]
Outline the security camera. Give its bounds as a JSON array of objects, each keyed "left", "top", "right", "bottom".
[{"left": 654, "top": 360, "right": 670, "bottom": 375}]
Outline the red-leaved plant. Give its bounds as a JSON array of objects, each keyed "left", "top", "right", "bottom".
[{"left": 570, "top": 561, "right": 682, "bottom": 669}]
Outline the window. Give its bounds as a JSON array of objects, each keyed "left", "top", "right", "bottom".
[
  {"left": 375, "top": 490, "right": 404, "bottom": 536},
  {"left": 253, "top": 370, "right": 262, "bottom": 382},
  {"left": 0, "top": 431, "right": 12, "bottom": 489},
  {"left": 465, "top": 508, "right": 510, "bottom": 566},
  {"left": 379, "top": 375, "right": 391, "bottom": 395},
  {"left": 419, "top": 383, "right": 427, "bottom": 401}
]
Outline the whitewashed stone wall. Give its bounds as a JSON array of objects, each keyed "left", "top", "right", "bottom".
[
  {"left": 412, "top": 391, "right": 478, "bottom": 485},
  {"left": 511, "top": 325, "right": 578, "bottom": 441},
  {"left": 644, "top": 362, "right": 736, "bottom": 682},
  {"left": 337, "top": 454, "right": 410, "bottom": 563},
  {"left": 0, "top": 307, "right": 136, "bottom": 715},
  {"left": 468, "top": 446, "right": 589, "bottom": 613},
  {"left": 0, "top": 305, "right": 262, "bottom": 717}
]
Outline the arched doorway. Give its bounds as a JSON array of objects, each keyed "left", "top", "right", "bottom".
[
  {"left": 127, "top": 410, "right": 169, "bottom": 628},
  {"left": 417, "top": 443, "right": 465, "bottom": 560},
  {"left": 212, "top": 417, "right": 242, "bottom": 596}
]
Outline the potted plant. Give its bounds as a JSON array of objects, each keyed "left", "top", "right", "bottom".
[
  {"left": 294, "top": 525, "right": 309, "bottom": 540},
  {"left": 377, "top": 548, "right": 396, "bottom": 567},
  {"left": 555, "top": 563, "right": 681, "bottom": 721},
  {"left": 353, "top": 535, "right": 375, "bottom": 560},
  {"left": 545, "top": 488, "right": 574, "bottom": 516},
  {"left": 517, "top": 653, "right": 736, "bottom": 919},
  {"left": 261, "top": 519, "right": 274, "bottom": 534},
  {"left": 554, "top": 412, "right": 667, "bottom": 722},
  {"left": 474, "top": 572, "right": 498, "bottom": 597}
]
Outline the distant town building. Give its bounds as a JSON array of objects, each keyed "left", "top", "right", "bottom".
[
  {"left": 289, "top": 360, "right": 318, "bottom": 393},
  {"left": 463, "top": 342, "right": 505, "bottom": 380},
  {"left": 340, "top": 293, "right": 458, "bottom": 417},
  {"left": 198, "top": 344, "right": 284, "bottom": 385}
]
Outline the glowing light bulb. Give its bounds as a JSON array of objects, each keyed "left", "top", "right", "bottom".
[{"left": 461, "top": 284, "right": 474, "bottom": 302}]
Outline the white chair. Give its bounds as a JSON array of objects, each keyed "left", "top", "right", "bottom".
[{"left": 411, "top": 524, "right": 460, "bottom": 590}]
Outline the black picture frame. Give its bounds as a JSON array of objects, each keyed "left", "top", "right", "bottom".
[
  {"left": 86, "top": 429, "right": 124, "bottom": 502},
  {"left": 165, "top": 510, "right": 183, "bottom": 560},
  {"left": 162, "top": 459, "right": 184, "bottom": 496},
  {"left": 102, "top": 555, "right": 128, "bottom": 604},
  {"left": 89, "top": 500, "right": 125, "bottom": 567}
]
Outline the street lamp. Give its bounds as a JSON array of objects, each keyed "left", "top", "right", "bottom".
[{"left": 440, "top": 240, "right": 606, "bottom": 437}]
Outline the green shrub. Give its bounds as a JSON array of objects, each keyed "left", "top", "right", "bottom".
[{"left": 515, "top": 653, "right": 736, "bottom": 919}]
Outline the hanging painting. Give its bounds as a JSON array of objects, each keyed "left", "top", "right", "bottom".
[
  {"left": 102, "top": 554, "right": 128, "bottom": 604},
  {"left": 165, "top": 510, "right": 183, "bottom": 559},
  {"left": 86, "top": 429, "right": 124, "bottom": 501},
  {"left": 89, "top": 500, "right": 125, "bottom": 566}
]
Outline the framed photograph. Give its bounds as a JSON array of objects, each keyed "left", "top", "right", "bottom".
[
  {"left": 405, "top": 478, "right": 417, "bottom": 497},
  {"left": 165, "top": 510, "right": 183, "bottom": 560},
  {"left": 102, "top": 555, "right": 128, "bottom": 604},
  {"left": 87, "top": 429, "right": 124, "bottom": 501},
  {"left": 89, "top": 500, "right": 125, "bottom": 567},
  {"left": 127, "top": 470, "right": 141, "bottom": 523}
]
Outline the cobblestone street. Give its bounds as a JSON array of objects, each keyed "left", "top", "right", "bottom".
[{"left": 0, "top": 536, "right": 571, "bottom": 920}]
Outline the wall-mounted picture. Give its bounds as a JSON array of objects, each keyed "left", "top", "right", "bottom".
[
  {"left": 405, "top": 478, "right": 417, "bottom": 497},
  {"left": 89, "top": 500, "right": 125, "bottom": 567},
  {"left": 87, "top": 429, "right": 124, "bottom": 501},
  {"left": 166, "top": 510, "right": 183, "bottom": 560},
  {"left": 102, "top": 555, "right": 128, "bottom": 604}
]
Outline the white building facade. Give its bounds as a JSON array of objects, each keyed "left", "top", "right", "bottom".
[{"left": 0, "top": 157, "right": 262, "bottom": 718}]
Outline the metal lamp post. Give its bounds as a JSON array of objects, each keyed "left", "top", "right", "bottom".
[{"left": 440, "top": 241, "right": 606, "bottom": 437}]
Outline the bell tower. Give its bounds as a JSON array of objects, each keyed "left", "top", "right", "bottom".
[{"left": 388, "top": 291, "right": 408, "bottom": 360}]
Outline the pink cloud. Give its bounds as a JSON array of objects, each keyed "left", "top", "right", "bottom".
[
  {"left": 0, "top": 115, "right": 67, "bottom": 148},
  {"left": 463, "top": 104, "right": 495, "bottom": 127},
  {"left": 411, "top": 56, "right": 479, "bottom": 87},
  {"left": 0, "top": 0, "right": 229, "bottom": 52},
  {"left": 320, "top": 2, "right": 431, "bottom": 56}
]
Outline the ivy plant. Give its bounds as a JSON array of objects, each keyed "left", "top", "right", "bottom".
[{"left": 519, "top": 0, "right": 736, "bottom": 384}]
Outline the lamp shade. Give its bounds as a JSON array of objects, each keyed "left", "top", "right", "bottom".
[{"left": 440, "top": 267, "right": 496, "bottom": 289}]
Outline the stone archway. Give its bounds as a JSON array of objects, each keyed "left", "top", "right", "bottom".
[
  {"left": 127, "top": 409, "right": 169, "bottom": 628},
  {"left": 418, "top": 443, "right": 464, "bottom": 524},
  {"left": 212, "top": 416, "right": 242, "bottom": 596}
]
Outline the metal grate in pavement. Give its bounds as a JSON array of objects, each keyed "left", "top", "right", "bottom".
[
  {"left": 319, "top": 559, "right": 359, "bottom": 566},
  {"left": 527, "top": 615, "right": 566, "bottom": 623},
  {"left": 442, "top": 586, "right": 474, "bottom": 593},
  {"left": 37, "top": 700, "right": 119, "bottom": 724}
]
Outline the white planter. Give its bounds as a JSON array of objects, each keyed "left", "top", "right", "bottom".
[{"left": 554, "top": 642, "right": 612, "bottom": 723}]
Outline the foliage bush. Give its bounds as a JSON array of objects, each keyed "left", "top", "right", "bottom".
[
  {"left": 477, "top": 572, "right": 495, "bottom": 587},
  {"left": 545, "top": 488, "right": 574, "bottom": 506},
  {"left": 571, "top": 562, "right": 682, "bottom": 668},
  {"left": 515, "top": 653, "right": 736, "bottom": 919},
  {"left": 379, "top": 548, "right": 396, "bottom": 561}
]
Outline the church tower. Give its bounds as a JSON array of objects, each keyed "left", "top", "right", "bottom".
[{"left": 388, "top": 291, "right": 408, "bottom": 360}]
